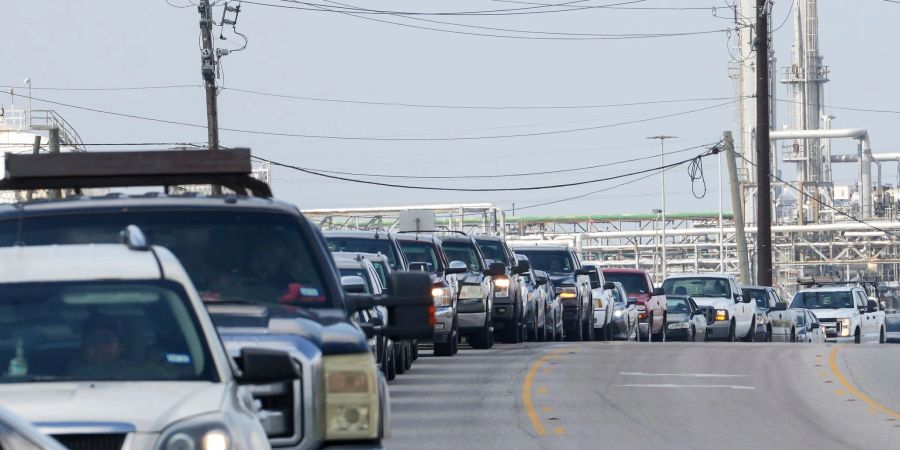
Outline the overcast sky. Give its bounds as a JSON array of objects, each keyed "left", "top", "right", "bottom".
[{"left": 3, "top": 0, "right": 898, "bottom": 217}]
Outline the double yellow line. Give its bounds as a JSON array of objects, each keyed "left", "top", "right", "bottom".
[
  {"left": 522, "top": 348, "right": 572, "bottom": 436},
  {"left": 828, "top": 346, "right": 900, "bottom": 419}
]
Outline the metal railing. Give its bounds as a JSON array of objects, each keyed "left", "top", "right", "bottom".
[{"left": 29, "top": 110, "right": 86, "bottom": 151}]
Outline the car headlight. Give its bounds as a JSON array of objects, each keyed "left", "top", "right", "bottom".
[
  {"left": 668, "top": 321, "right": 689, "bottom": 329},
  {"left": 432, "top": 286, "right": 452, "bottom": 307},
  {"left": 493, "top": 277, "right": 510, "bottom": 297},
  {"left": 614, "top": 309, "right": 624, "bottom": 318},
  {"left": 839, "top": 318, "right": 851, "bottom": 337},
  {"left": 324, "top": 353, "right": 379, "bottom": 441},
  {"left": 157, "top": 413, "right": 232, "bottom": 450},
  {"left": 756, "top": 313, "right": 765, "bottom": 324},
  {"left": 715, "top": 309, "right": 729, "bottom": 322},
  {"left": 459, "top": 285, "right": 483, "bottom": 300},
  {"left": 556, "top": 286, "right": 577, "bottom": 300}
]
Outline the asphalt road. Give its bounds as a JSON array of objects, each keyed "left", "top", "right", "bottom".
[{"left": 385, "top": 341, "right": 900, "bottom": 450}]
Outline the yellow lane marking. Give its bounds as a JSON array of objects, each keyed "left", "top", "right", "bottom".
[
  {"left": 828, "top": 347, "right": 900, "bottom": 419},
  {"left": 537, "top": 386, "right": 548, "bottom": 394},
  {"left": 523, "top": 355, "right": 551, "bottom": 436},
  {"left": 553, "top": 426, "right": 567, "bottom": 435},
  {"left": 834, "top": 389, "right": 846, "bottom": 396},
  {"left": 542, "top": 367, "right": 553, "bottom": 374},
  {"left": 542, "top": 406, "right": 554, "bottom": 413}
]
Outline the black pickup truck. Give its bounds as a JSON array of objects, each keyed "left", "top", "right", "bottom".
[{"left": 0, "top": 149, "right": 433, "bottom": 449}]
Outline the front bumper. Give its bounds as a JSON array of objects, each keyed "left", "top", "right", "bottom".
[
  {"left": 705, "top": 320, "right": 732, "bottom": 340},
  {"left": 610, "top": 316, "right": 631, "bottom": 339},
  {"left": 458, "top": 312, "right": 487, "bottom": 332},
  {"left": 593, "top": 308, "right": 608, "bottom": 329},
  {"left": 430, "top": 306, "right": 454, "bottom": 343},
  {"left": 492, "top": 297, "right": 516, "bottom": 322}
]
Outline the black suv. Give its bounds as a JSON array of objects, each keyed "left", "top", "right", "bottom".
[
  {"left": 438, "top": 234, "right": 497, "bottom": 349},
  {"left": 511, "top": 245, "right": 594, "bottom": 341},
  {"left": 0, "top": 149, "right": 432, "bottom": 449},
  {"left": 473, "top": 235, "right": 531, "bottom": 343}
]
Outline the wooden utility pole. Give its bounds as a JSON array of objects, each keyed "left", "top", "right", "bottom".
[
  {"left": 198, "top": 0, "right": 219, "bottom": 153},
  {"left": 755, "top": 0, "right": 773, "bottom": 286}
]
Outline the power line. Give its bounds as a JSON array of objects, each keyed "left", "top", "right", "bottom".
[
  {"left": 10, "top": 92, "right": 736, "bottom": 142},
  {"left": 254, "top": 0, "right": 648, "bottom": 16},
  {"left": 292, "top": 141, "right": 718, "bottom": 180},
  {"left": 734, "top": 151, "right": 900, "bottom": 238},
  {"left": 0, "top": 84, "right": 200, "bottom": 91},
  {"left": 252, "top": 145, "right": 720, "bottom": 192}
]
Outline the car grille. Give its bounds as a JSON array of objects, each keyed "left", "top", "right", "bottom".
[
  {"left": 52, "top": 434, "right": 126, "bottom": 450},
  {"left": 245, "top": 367, "right": 304, "bottom": 447},
  {"left": 818, "top": 318, "right": 837, "bottom": 323}
]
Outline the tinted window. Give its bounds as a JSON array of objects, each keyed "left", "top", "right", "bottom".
[
  {"left": 0, "top": 280, "right": 217, "bottom": 384},
  {"left": 399, "top": 241, "right": 442, "bottom": 272},
  {"left": 2, "top": 211, "right": 332, "bottom": 308},
  {"left": 474, "top": 239, "right": 508, "bottom": 265},
  {"left": 743, "top": 288, "right": 770, "bottom": 309},
  {"left": 603, "top": 273, "right": 649, "bottom": 294},
  {"left": 790, "top": 291, "right": 854, "bottom": 309},
  {"left": 442, "top": 242, "right": 483, "bottom": 272},
  {"left": 662, "top": 277, "right": 730, "bottom": 298},
  {"left": 514, "top": 250, "right": 574, "bottom": 275},
  {"left": 326, "top": 237, "right": 400, "bottom": 270},
  {"left": 795, "top": 311, "right": 806, "bottom": 326},
  {"left": 666, "top": 297, "right": 690, "bottom": 314}
]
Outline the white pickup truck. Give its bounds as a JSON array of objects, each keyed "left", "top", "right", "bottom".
[
  {"left": 789, "top": 286, "right": 887, "bottom": 343},
  {"left": 662, "top": 273, "right": 757, "bottom": 341}
]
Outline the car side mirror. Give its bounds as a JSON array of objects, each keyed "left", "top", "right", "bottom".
[
  {"left": 626, "top": 297, "right": 638, "bottom": 306},
  {"left": 445, "top": 260, "right": 468, "bottom": 275},
  {"left": 867, "top": 299, "right": 878, "bottom": 313},
  {"left": 515, "top": 259, "right": 531, "bottom": 275},
  {"left": 603, "top": 282, "right": 615, "bottom": 290},
  {"left": 535, "top": 276, "right": 548, "bottom": 286},
  {"left": 378, "top": 272, "right": 435, "bottom": 340},
  {"left": 810, "top": 322, "right": 820, "bottom": 330},
  {"left": 732, "top": 293, "right": 742, "bottom": 303},
  {"left": 345, "top": 293, "right": 375, "bottom": 312},
  {"left": 485, "top": 261, "right": 506, "bottom": 277},
  {"left": 742, "top": 295, "right": 752, "bottom": 304},
  {"left": 773, "top": 302, "right": 788, "bottom": 311},
  {"left": 341, "top": 275, "right": 367, "bottom": 294},
  {"left": 652, "top": 287, "right": 665, "bottom": 296},
  {"left": 236, "top": 348, "right": 300, "bottom": 385}
]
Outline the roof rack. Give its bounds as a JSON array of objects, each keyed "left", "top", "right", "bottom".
[
  {"left": 0, "top": 148, "right": 271, "bottom": 198},
  {"left": 396, "top": 230, "right": 468, "bottom": 236},
  {"left": 797, "top": 276, "right": 880, "bottom": 293}
]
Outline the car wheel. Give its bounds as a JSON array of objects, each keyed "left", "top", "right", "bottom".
[
  {"left": 728, "top": 320, "right": 736, "bottom": 342},
  {"left": 394, "top": 342, "right": 406, "bottom": 375},
  {"left": 653, "top": 313, "right": 667, "bottom": 343},
  {"left": 527, "top": 310, "right": 537, "bottom": 342},
  {"left": 412, "top": 341, "right": 419, "bottom": 360},
  {"left": 690, "top": 325, "right": 696, "bottom": 342},
  {"left": 745, "top": 319, "right": 756, "bottom": 342},
  {"left": 790, "top": 328, "right": 796, "bottom": 343},
  {"left": 854, "top": 328, "right": 861, "bottom": 344},
  {"left": 569, "top": 311, "right": 584, "bottom": 341},
  {"left": 385, "top": 342, "right": 396, "bottom": 381},
  {"left": 880, "top": 326, "right": 886, "bottom": 344},
  {"left": 766, "top": 326, "right": 773, "bottom": 342},
  {"left": 404, "top": 342, "right": 413, "bottom": 370},
  {"left": 470, "top": 318, "right": 493, "bottom": 349}
]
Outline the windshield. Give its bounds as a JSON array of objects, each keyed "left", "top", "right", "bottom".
[
  {"left": 474, "top": 240, "right": 508, "bottom": 265},
  {"left": 790, "top": 291, "right": 854, "bottom": 310},
  {"left": 662, "top": 277, "right": 730, "bottom": 298},
  {"left": 442, "top": 242, "right": 483, "bottom": 272},
  {"left": 339, "top": 268, "right": 375, "bottom": 294},
  {"left": 666, "top": 297, "right": 690, "bottom": 314},
  {"left": 399, "top": 241, "right": 443, "bottom": 273},
  {"left": 743, "top": 288, "right": 770, "bottom": 309},
  {"left": 603, "top": 273, "right": 649, "bottom": 294},
  {"left": 326, "top": 237, "right": 401, "bottom": 270},
  {"left": 0, "top": 211, "right": 332, "bottom": 309},
  {"left": 514, "top": 250, "right": 574, "bottom": 275},
  {"left": 0, "top": 280, "right": 216, "bottom": 384}
]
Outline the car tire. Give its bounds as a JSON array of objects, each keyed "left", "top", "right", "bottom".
[
  {"left": 469, "top": 319, "right": 493, "bottom": 350},
  {"left": 690, "top": 325, "right": 696, "bottom": 342},
  {"left": 385, "top": 342, "right": 396, "bottom": 381},
  {"left": 790, "top": 328, "right": 796, "bottom": 343},
  {"left": 653, "top": 313, "right": 667, "bottom": 343},
  {"left": 728, "top": 320, "right": 736, "bottom": 342},
  {"left": 404, "top": 342, "right": 414, "bottom": 370},
  {"left": 585, "top": 311, "right": 595, "bottom": 341},
  {"left": 880, "top": 326, "right": 886, "bottom": 344},
  {"left": 766, "top": 326, "right": 773, "bottom": 342},
  {"left": 527, "top": 310, "right": 537, "bottom": 342},
  {"left": 745, "top": 319, "right": 756, "bottom": 342},
  {"left": 394, "top": 342, "right": 406, "bottom": 375},
  {"left": 569, "top": 310, "right": 584, "bottom": 341},
  {"left": 854, "top": 328, "right": 861, "bottom": 344}
]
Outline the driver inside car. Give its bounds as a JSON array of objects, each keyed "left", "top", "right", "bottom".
[{"left": 70, "top": 317, "right": 168, "bottom": 379}]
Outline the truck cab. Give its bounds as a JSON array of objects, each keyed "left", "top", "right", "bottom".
[
  {"left": 790, "top": 286, "right": 886, "bottom": 344},
  {"left": 662, "top": 274, "right": 755, "bottom": 342}
]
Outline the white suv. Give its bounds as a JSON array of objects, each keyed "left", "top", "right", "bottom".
[
  {"left": 0, "top": 229, "right": 298, "bottom": 449},
  {"left": 790, "top": 286, "right": 887, "bottom": 343},
  {"left": 662, "top": 274, "right": 757, "bottom": 341}
]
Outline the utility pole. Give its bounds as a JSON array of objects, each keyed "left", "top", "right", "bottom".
[
  {"left": 724, "top": 132, "right": 752, "bottom": 285},
  {"left": 198, "top": 0, "right": 223, "bottom": 195},
  {"left": 647, "top": 135, "right": 676, "bottom": 281},
  {"left": 755, "top": 0, "right": 773, "bottom": 286}
]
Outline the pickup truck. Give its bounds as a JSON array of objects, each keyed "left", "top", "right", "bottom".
[
  {"left": 662, "top": 273, "right": 756, "bottom": 342},
  {"left": 473, "top": 235, "right": 530, "bottom": 343},
  {"left": 581, "top": 262, "right": 616, "bottom": 341},
  {"left": 0, "top": 149, "right": 434, "bottom": 449},
  {"left": 790, "top": 286, "right": 887, "bottom": 344},
  {"left": 602, "top": 268, "right": 667, "bottom": 341}
]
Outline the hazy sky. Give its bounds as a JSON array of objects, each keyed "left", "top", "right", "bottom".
[{"left": 3, "top": 0, "right": 898, "bottom": 217}]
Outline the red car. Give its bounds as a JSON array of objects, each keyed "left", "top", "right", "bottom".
[{"left": 601, "top": 268, "right": 668, "bottom": 340}]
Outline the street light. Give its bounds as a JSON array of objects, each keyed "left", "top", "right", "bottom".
[{"left": 647, "top": 135, "right": 676, "bottom": 280}]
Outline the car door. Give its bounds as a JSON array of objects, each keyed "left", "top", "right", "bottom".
[
  {"left": 730, "top": 278, "right": 750, "bottom": 334},
  {"left": 854, "top": 289, "right": 876, "bottom": 340}
]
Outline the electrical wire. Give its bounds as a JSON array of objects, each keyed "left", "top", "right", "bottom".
[
  {"left": 251, "top": 145, "right": 720, "bottom": 192},
  {"left": 733, "top": 150, "right": 900, "bottom": 238},
  {"left": 687, "top": 153, "right": 707, "bottom": 198},
  {"left": 9, "top": 92, "right": 737, "bottom": 141},
  {"left": 770, "top": 0, "right": 795, "bottom": 33},
  {"left": 256, "top": 0, "right": 645, "bottom": 16},
  {"left": 0, "top": 84, "right": 200, "bottom": 91},
  {"left": 289, "top": 141, "right": 718, "bottom": 180}
]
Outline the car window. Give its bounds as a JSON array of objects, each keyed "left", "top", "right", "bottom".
[
  {"left": 442, "top": 242, "right": 484, "bottom": 272},
  {"left": 666, "top": 297, "right": 690, "bottom": 314},
  {"left": 0, "top": 280, "right": 217, "bottom": 384},
  {"left": 854, "top": 291, "right": 867, "bottom": 308},
  {"left": 339, "top": 268, "right": 374, "bottom": 294},
  {"left": 742, "top": 288, "right": 769, "bottom": 309},
  {"left": 474, "top": 239, "right": 509, "bottom": 266},
  {"left": 662, "top": 277, "right": 730, "bottom": 298},
  {"left": 790, "top": 291, "right": 854, "bottom": 309},
  {"left": 369, "top": 261, "right": 389, "bottom": 288},
  {"left": 399, "top": 241, "right": 442, "bottom": 273},
  {"left": 514, "top": 250, "right": 574, "bottom": 275},
  {"left": 603, "top": 273, "right": 648, "bottom": 294},
  {"left": 2, "top": 211, "right": 332, "bottom": 308},
  {"left": 795, "top": 311, "right": 806, "bottom": 326},
  {"left": 326, "top": 237, "right": 400, "bottom": 270}
]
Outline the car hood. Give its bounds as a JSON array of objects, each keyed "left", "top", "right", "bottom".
[
  {"left": 550, "top": 274, "right": 575, "bottom": 286},
  {"left": 667, "top": 313, "right": 690, "bottom": 323},
  {"left": 691, "top": 296, "right": 732, "bottom": 309},
  {"left": 805, "top": 308, "right": 854, "bottom": 320},
  {"left": 456, "top": 271, "right": 485, "bottom": 285},
  {"left": 0, "top": 382, "right": 226, "bottom": 433},
  {"left": 207, "top": 303, "right": 369, "bottom": 355}
]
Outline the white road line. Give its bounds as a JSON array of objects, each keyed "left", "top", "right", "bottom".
[
  {"left": 620, "top": 372, "right": 749, "bottom": 378},
  {"left": 616, "top": 384, "right": 755, "bottom": 390}
]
